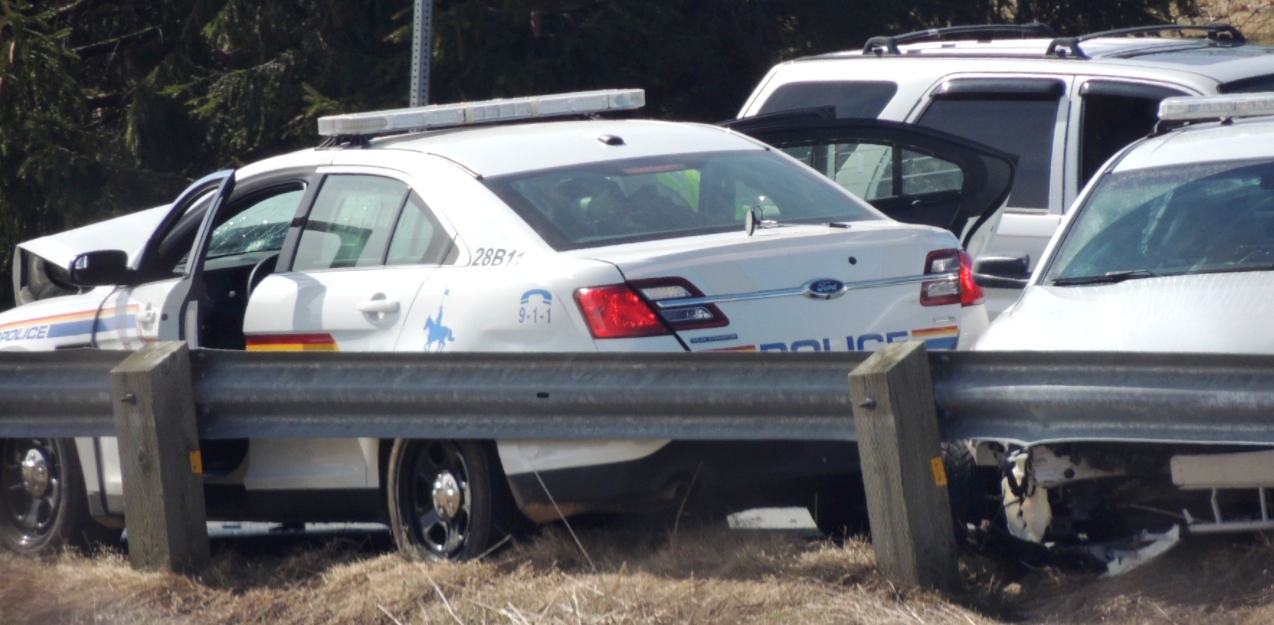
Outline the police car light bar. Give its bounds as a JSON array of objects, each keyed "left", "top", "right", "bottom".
[
  {"left": 1159, "top": 94, "right": 1274, "bottom": 122},
  {"left": 317, "top": 89, "right": 646, "bottom": 137}
]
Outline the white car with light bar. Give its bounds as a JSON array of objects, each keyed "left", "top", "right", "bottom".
[
  {"left": 964, "top": 93, "right": 1274, "bottom": 566},
  {"left": 1, "top": 89, "right": 1006, "bottom": 560}
]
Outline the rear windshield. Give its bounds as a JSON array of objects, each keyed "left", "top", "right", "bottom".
[
  {"left": 1045, "top": 158, "right": 1274, "bottom": 282},
  {"left": 484, "top": 151, "right": 881, "bottom": 250}
]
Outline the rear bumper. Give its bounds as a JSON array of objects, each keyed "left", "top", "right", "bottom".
[{"left": 503, "top": 440, "right": 860, "bottom": 522}]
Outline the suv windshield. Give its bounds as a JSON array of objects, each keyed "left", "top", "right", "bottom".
[
  {"left": 484, "top": 150, "right": 880, "bottom": 250},
  {"left": 1045, "top": 158, "right": 1274, "bottom": 284}
]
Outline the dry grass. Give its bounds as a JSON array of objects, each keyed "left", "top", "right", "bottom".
[
  {"left": 0, "top": 523, "right": 996, "bottom": 625},
  {"left": 7, "top": 522, "right": 1274, "bottom": 624}
]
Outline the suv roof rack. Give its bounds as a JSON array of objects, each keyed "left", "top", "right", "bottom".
[
  {"left": 316, "top": 89, "right": 645, "bottom": 139},
  {"left": 1046, "top": 24, "right": 1245, "bottom": 60},
  {"left": 862, "top": 23, "right": 1057, "bottom": 56}
]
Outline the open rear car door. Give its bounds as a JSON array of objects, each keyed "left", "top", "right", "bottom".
[{"left": 723, "top": 111, "right": 1016, "bottom": 254}]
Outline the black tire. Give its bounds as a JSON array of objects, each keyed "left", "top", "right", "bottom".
[
  {"left": 0, "top": 438, "right": 119, "bottom": 554},
  {"left": 387, "top": 439, "right": 526, "bottom": 561},
  {"left": 942, "top": 441, "right": 999, "bottom": 538},
  {"left": 810, "top": 474, "right": 869, "bottom": 539}
]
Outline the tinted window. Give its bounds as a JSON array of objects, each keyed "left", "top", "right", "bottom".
[
  {"left": 919, "top": 99, "right": 1058, "bottom": 209},
  {"left": 1046, "top": 159, "right": 1274, "bottom": 282},
  {"left": 1079, "top": 82, "right": 1186, "bottom": 185},
  {"left": 1220, "top": 74, "right": 1274, "bottom": 94},
  {"left": 485, "top": 151, "right": 880, "bottom": 250},
  {"left": 293, "top": 176, "right": 409, "bottom": 271},
  {"left": 757, "top": 81, "right": 898, "bottom": 118},
  {"left": 385, "top": 194, "right": 452, "bottom": 266}
]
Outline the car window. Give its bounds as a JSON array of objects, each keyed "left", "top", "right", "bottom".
[
  {"left": 206, "top": 189, "right": 304, "bottom": 259},
  {"left": 1045, "top": 158, "right": 1274, "bottom": 281},
  {"left": 483, "top": 150, "right": 881, "bottom": 250},
  {"left": 1079, "top": 82, "right": 1186, "bottom": 185},
  {"left": 385, "top": 193, "right": 452, "bottom": 266},
  {"left": 757, "top": 81, "right": 898, "bottom": 119},
  {"left": 781, "top": 143, "right": 963, "bottom": 201},
  {"left": 919, "top": 98, "right": 1058, "bottom": 210},
  {"left": 293, "top": 175, "right": 410, "bottom": 271}
]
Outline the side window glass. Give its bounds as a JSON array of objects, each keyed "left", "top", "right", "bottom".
[
  {"left": 902, "top": 150, "right": 962, "bottom": 196},
  {"left": 385, "top": 194, "right": 452, "bottom": 265},
  {"left": 919, "top": 98, "right": 1058, "bottom": 209},
  {"left": 782, "top": 144, "right": 962, "bottom": 201},
  {"left": 293, "top": 176, "right": 409, "bottom": 271},
  {"left": 757, "top": 81, "right": 898, "bottom": 118}
]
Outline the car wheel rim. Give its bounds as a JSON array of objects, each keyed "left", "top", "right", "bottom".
[
  {"left": 2, "top": 439, "right": 63, "bottom": 547},
  {"left": 408, "top": 441, "right": 472, "bottom": 557}
]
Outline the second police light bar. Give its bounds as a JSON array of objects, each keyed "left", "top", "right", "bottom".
[
  {"left": 1159, "top": 93, "right": 1274, "bottom": 122},
  {"left": 317, "top": 89, "right": 646, "bottom": 137}
]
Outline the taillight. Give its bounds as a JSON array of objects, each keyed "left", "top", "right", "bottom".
[
  {"left": 630, "top": 277, "right": 729, "bottom": 331},
  {"left": 574, "top": 285, "right": 669, "bottom": 338},
  {"left": 921, "top": 249, "right": 983, "bottom": 307}
]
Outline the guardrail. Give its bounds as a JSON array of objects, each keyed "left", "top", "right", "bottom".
[{"left": 4, "top": 343, "right": 1274, "bottom": 590}]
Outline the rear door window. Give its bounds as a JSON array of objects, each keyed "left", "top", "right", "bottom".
[
  {"left": 292, "top": 176, "right": 410, "bottom": 271},
  {"left": 918, "top": 79, "right": 1065, "bottom": 210},
  {"left": 757, "top": 81, "right": 898, "bottom": 119}
]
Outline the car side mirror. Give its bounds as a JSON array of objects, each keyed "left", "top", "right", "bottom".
[
  {"left": 68, "top": 250, "right": 137, "bottom": 287},
  {"left": 973, "top": 252, "right": 1031, "bottom": 289}
]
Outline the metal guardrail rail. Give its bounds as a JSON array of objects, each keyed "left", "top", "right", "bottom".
[{"left": 4, "top": 348, "right": 1274, "bottom": 446}]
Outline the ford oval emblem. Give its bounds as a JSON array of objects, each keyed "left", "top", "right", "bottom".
[{"left": 803, "top": 278, "right": 847, "bottom": 300}]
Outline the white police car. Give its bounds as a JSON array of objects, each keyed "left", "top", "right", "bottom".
[
  {"left": 2, "top": 90, "right": 1005, "bottom": 559},
  {"left": 971, "top": 94, "right": 1274, "bottom": 551}
]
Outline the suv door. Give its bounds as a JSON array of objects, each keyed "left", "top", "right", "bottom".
[{"left": 723, "top": 114, "right": 1015, "bottom": 247}]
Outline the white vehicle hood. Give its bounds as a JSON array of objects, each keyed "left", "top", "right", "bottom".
[
  {"left": 976, "top": 272, "right": 1274, "bottom": 353},
  {"left": 17, "top": 205, "right": 169, "bottom": 267}
]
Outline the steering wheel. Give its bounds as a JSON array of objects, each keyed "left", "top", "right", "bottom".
[{"left": 246, "top": 253, "right": 279, "bottom": 300}]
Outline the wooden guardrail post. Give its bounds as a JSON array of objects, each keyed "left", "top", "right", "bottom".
[
  {"left": 849, "top": 341, "right": 959, "bottom": 591},
  {"left": 110, "top": 341, "right": 209, "bottom": 573}
]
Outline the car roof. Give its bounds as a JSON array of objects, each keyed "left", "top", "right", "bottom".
[
  {"left": 366, "top": 119, "right": 761, "bottom": 178},
  {"left": 1113, "top": 115, "right": 1274, "bottom": 172},
  {"left": 785, "top": 37, "right": 1274, "bottom": 86}
]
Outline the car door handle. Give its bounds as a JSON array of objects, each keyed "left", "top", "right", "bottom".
[{"left": 357, "top": 299, "right": 401, "bottom": 314}]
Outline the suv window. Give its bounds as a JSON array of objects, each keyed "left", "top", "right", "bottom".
[
  {"left": 918, "top": 85, "right": 1062, "bottom": 210},
  {"left": 293, "top": 175, "right": 410, "bottom": 271},
  {"left": 1079, "top": 81, "right": 1186, "bottom": 185},
  {"left": 757, "top": 81, "right": 898, "bottom": 119}
]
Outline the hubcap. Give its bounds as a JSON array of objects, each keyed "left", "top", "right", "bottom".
[
  {"left": 3, "top": 439, "right": 62, "bottom": 542},
  {"left": 405, "top": 441, "right": 474, "bottom": 557},
  {"left": 432, "top": 471, "right": 463, "bottom": 520},
  {"left": 21, "top": 449, "right": 50, "bottom": 498}
]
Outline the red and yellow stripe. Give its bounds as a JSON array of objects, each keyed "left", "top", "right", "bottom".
[
  {"left": 245, "top": 333, "right": 340, "bottom": 352},
  {"left": 910, "top": 325, "right": 958, "bottom": 339}
]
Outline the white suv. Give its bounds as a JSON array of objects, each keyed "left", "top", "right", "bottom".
[{"left": 736, "top": 23, "right": 1274, "bottom": 315}]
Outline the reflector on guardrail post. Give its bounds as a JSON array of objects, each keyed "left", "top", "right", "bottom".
[
  {"left": 850, "top": 341, "right": 959, "bottom": 591},
  {"left": 110, "top": 341, "right": 209, "bottom": 573}
]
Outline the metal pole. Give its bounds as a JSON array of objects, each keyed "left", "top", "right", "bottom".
[{"left": 410, "top": 0, "right": 433, "bottom": 107}]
